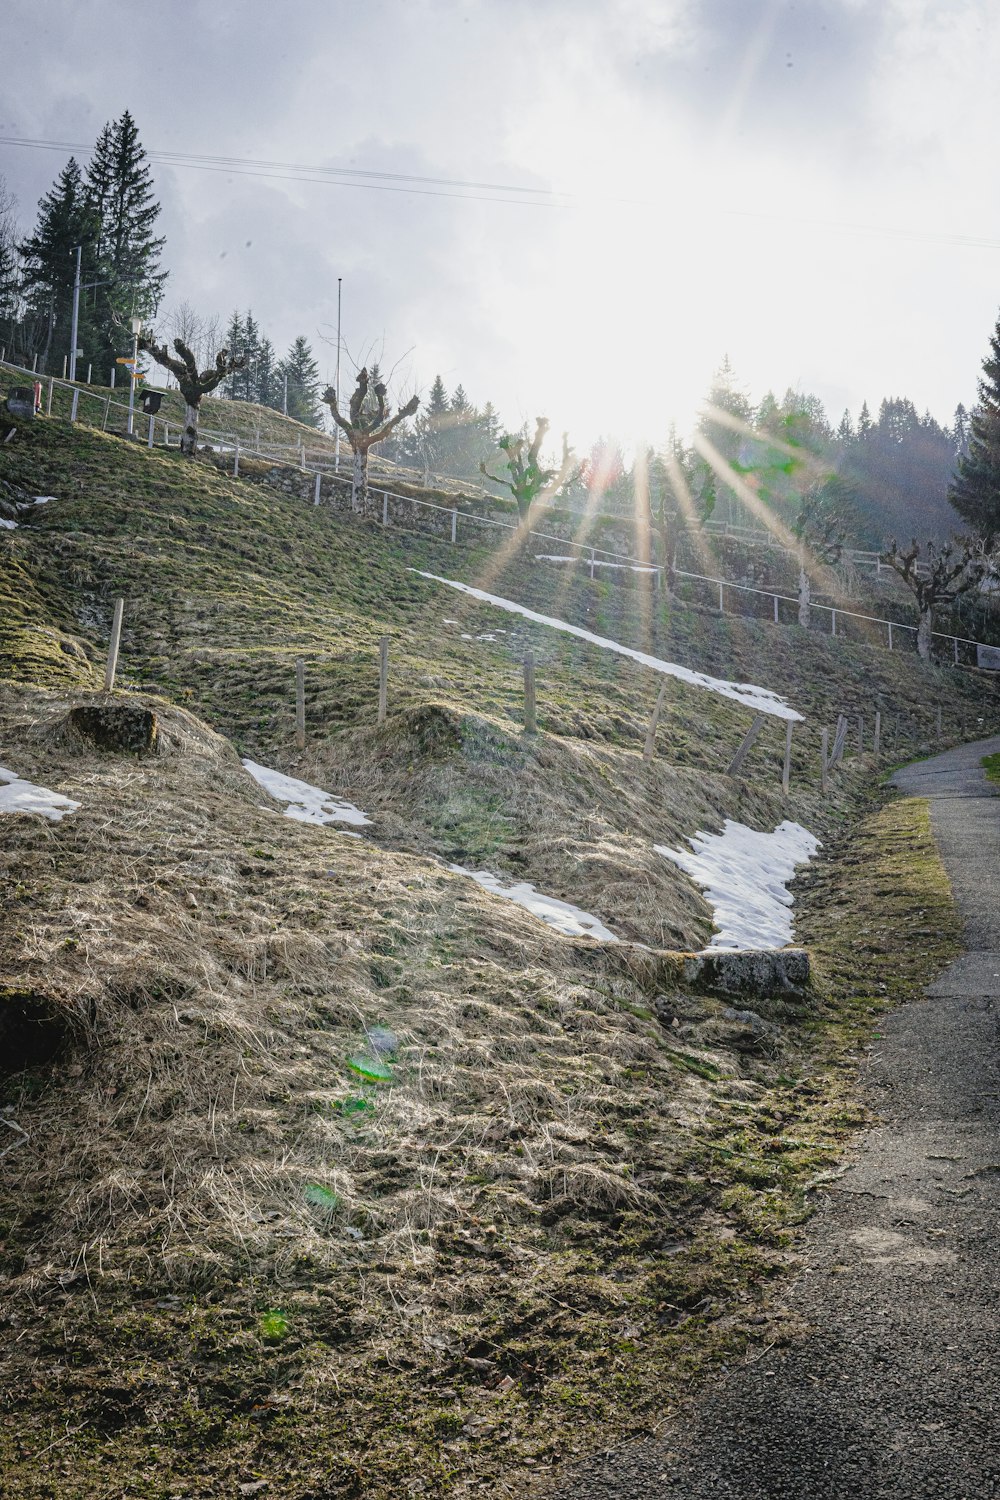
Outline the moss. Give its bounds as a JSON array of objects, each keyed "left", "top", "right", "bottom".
[{"left": 982, "top": 751, "right": 1000, "bottom": 783}]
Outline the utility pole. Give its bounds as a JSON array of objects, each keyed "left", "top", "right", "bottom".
[
  {"left": 68, "top": 245, "right": 82, "bottom": 383},
  {"left": 128, "top": 316, "right": 141, "bottom": 436},
  {"left": 334, "top": 276, "right": 342, "bottom": 473},
  {"left": 282, "top": 370, "right": 288, "bottom": 417}
]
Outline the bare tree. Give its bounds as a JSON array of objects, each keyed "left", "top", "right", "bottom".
[
  {"left": 883, "top": 537, "right": 986, "bottom": 661},
  {"left": 322, "top": 367, "right": 419, "bottom": 513},
  {"left": 480, "top": 417, "right": 579, "bottom": 525},
  {"left": 794, "top": 475, "right": 849, "bottom": 626},
  {"left": 138, "top": 335, "right": 245, "bottom": 455}
]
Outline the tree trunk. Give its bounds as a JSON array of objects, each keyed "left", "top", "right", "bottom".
[
  {"left": 798, "top": 560, "right": 811, "bottom": 627},
  {"left": 351, "top": 445, "right": 367, "bottom": 513},
  {"left": 180, "top": 400, "right": 200, "bottom": 457},
  {"left": 917, "top": 606, "right": 933, "bottom": 661}
]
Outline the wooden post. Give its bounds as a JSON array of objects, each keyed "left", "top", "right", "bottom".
[
  {"left": 451, "top": 508, "right": 458, "bottom": 544},
  {"left": 382, "top": 491, "right": 389, "bottom": 527},
  {"left": 61, "top": 356, "right": 67, "bottom": 378},
  {"left": 718, "top": 580, "right": 725, "bottom": 612},
  {"left": 313, "top": 472, "right": 322, "bottom": 506},
  {"left": 234, "top": 442, "right": 240, "bottom": 477},
  {"left": 295, "top": 658, "right": 305, "bottom": 749},
  {"left": 299, "top": 440, "right": 305, "bottom": 469},
  {"left": 888, "top": 621, "right": 894, "bottom": 651},
  {"left": 378, "top": 636, "right": 389, "bottom": 725},
  {"left": 523, "top": 650, "right": 537, "bottom": 735},
  {"left": 69, "top": 388, "right": 79, "bottom": 423},
  {"left": 86, "top": 362, "right": 92, "bottom": 384},
  {"left": 773, "top": 594, "right": 779, "bottom": 624},
  {"left": 102, "top": 395, "right": 111, "bottom": 431},
  {"left": 46, "top": 378, "right": 54, "bottom": 415},
  {"left": 953, "top": 637, "right": 959, "bottom": 666},
  {"left": 831, "top": 609, "right": 837, "bottom": 636},
  {"left": 821, "top": 728, "right": 829, "bottom": 794},
  {"left": 104, "top": 599, "right": 124, "bottom": 692},
  {"left": 147, "top": 415, "right": 154, "bottom": 448},
  {"left": 874, "top": 710, "right": 881, "bottom": 757},
  {"left": 643, "top": 681, "right": 669, "bottom": 762},
  {"left": 725, "top": 714, "right": 766, "bottom": 778},
  {"left": 782, "top": 719, "right": 793, "bottom": 795},
  {"left": 589, "top": 549, "right": 596, "bottom": 580},
  {"left": 164, "top": 424, "right": 170, "bottom": 445}
]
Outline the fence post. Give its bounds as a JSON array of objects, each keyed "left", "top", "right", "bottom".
[
  {"left": 874, "top": 710, "right": 881, "bottom": 758},
  {"left": 451, "top": 508, "right": 457, "bottom": 544},
  {"left": 62, "top": 356, "right": 67, "bottom": 378},
  {"left": 936, "top": 704, "right": 942, "bottom": 740},
  {"left": 643, "top": 681, "right": 669, "bottom": 762},
  {"left": 69, "top": 388, "right": 79, "bottom": 423},
  {"left": 523, "top": 650, "right": 537, "bottom": 735},
  {"left": 299, "top": 440, "right": 305, "bottom": 469},
  {"left": 888, "top": 621, "right": 893, "bottom": 651},
  {"left": 831, "top": 609, "right": 837, "bottom": 636},
  {"left": 821, "top": 728, "right": 829, "bottom": 793},
  {"left": 378, "top": 636, "right": 389, "bottom": 725},
  {"left": 147, "top": 415, "right": 154, "bottom": 448},
  {"left": 32, "top": 353, "right": 38, "bottom": 372},
  {"left": 110, "top": 366, "right": 115, "bottom": 389},
  {"left": 295, "top": 658, "right": 306, "bottom": 749},
  {"left": 46, "top": 378, "right": 54, "bottom": 416},
  {"left": 382, "top": 491, "right": 389, "bottom": 527},
  {"left": 102, "top": 395, "right": 111, "bottom": 431},
  {"left": 718, "top": 580, "right": 725, "bottom": 612},
  {"left": 725, "top": 714, "right": 766, "bottom": 778},
  {"left": 86, "top": 362, "right": 92, "bottom": 384},
  {"left": 782, "top": 719, "right": 793, "bottom": 794},
  {"left": 953, "top": 637, "right": 959, "bottom": 666},
  {"left": 234, "top": 442, "right": 240, "bottom": 477},
  {"left": 104, "top": 598, "right": 124, "bottom": 692},
  {"left": 314, "top": 472, "right": 322, "bottom": 507},
  {"left": 773, "top": 594, "right": 779, "bottom": 624},
  {"left": 589, "top": 549, "right": 596, "bottom": 580}
]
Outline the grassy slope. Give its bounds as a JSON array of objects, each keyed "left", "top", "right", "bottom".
[{"left": 0, "top": 418, "right": 994, "bottom": 1496}]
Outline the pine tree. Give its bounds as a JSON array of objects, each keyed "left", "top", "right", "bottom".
[
  {"left": 238, "top": 311, "right": 261, "bottom": 402},
  {"left": 857, "top": 400, "right": 873, "bottom": 440},
  {"left": 281, "top": 336, "right": 323, "bottom": 427},
  {"left": 19, "top": 157, "right": 98, "bottom": 373},
  {"left": 837, "top": 409, "right": 854, "bottom": 442},
  {"left": 85, "top": 111, "right": 166, "bottom": 372},
  {"left": 952, "top": 403, "right": 970, "bottom": 457},
  {"left": 221, "top": 312, "right": 244, "bottom": 398},
  {"left": 256, "top": 337, "right": 277, "bottom": 408},
  {"left": 949, "top": 311, "right": 1000, "bottom": 546}
]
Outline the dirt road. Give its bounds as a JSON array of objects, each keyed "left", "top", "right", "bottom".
[{"left": 543, "top": 736, "right": 1000, "bottom": 1499}]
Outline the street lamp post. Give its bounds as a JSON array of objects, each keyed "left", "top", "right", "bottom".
[{"left": 127, "top": 316, "right": 142, "bottom": 435}]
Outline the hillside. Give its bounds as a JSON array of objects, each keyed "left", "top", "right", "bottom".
[{"left": 1, "top": 417, "right": 998, "bottom": 1497}]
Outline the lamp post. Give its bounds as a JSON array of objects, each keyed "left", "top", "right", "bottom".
[
  {"left": 127, "top": 316, "right": 142, "bottom": 435},
  {"left": 69, "top": 245, "right": 82, "bottom": 382}
]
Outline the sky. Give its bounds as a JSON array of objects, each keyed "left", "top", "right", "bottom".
[{"left": 3, "top": 0, "right": 1000, "bottom": 455}]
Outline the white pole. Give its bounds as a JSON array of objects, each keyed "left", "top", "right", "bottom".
[
  {"left": 282, "top": 370, "right": 287, "bottom": 417},
  {"left": 127, "top": 329, "right": 138, "bottom": 435},
  {"left": 334, "top": 275, "right": 342, "bottom": 474},
  {"left": 68, "top": 244, "right": 81, "bottom": 382},
  {"left": 110, "top": 367, "right": 116, "bottom": 389},
  {"left": 313, "top": 472, "right": 321, "bottom": 506},
  {"left": 147, "top": 414, "right": 154, "bottom": 448}
]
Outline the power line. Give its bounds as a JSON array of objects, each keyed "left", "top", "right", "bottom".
[{"left": 2, "top": 133, "right": 1000, "bottom": 251}]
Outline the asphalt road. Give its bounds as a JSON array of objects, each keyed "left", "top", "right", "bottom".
[{"left": 542, "top": 735, "right": 1000, "bottom": 1500}]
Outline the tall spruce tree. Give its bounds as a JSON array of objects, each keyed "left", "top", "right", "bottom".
[
  {"left": 85, "top": 112, "right": 166, "bottom": 373},
  {"left": 221, "top": 311, "right": 244, "bottom": 398},
  {"left": 281, "top": 335, "right": 323, "bottom": 427},
  {"left": 949, "top": 311, "right": 1000, "bottom": 547},
  {"left": 19, "top": 157, "right": 98, "bottom": 372}
]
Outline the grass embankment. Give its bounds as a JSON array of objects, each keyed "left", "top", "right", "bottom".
[
  {"left": 0, "top": 416, "right": 987, "bottom": 1495},
  {"left": 982, "top": 752, "right": 1000, "bottom": 782}
]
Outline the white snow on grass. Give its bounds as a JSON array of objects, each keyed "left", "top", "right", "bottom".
[
  {"left": 0, "top": 517, "right": 15, "bottom": 530},
  {"left": 656, "top": 818, "right": 820, "bottom": 950},
  {"left": 450, "top": 864, "right": 618, "bottom": 942},
  {"left": 242, "top": 760, "right": 371, "bottom": 829},
  {"left": 0, "top": 766, "right": 80, "bottom": 822},
  {"left": 33, "top": 497, "right": 55, "bottom": 504},
  {"left": 412, "top": 571, "right": 802, "bottom": 721}
]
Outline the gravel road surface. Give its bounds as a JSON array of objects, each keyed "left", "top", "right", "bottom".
[{"left": 541, "top": 736, "right": 1000, "bottom": 1500}]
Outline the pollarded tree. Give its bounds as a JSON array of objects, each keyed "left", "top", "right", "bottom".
[
  {"left": 480, "top": 417, "right": 579, "bottom": 524},
  {"left": 883, "top": 536, "right": 986, "bottom": 661},
  {"left": 323, "top": 367, "right": 419, "bottom": 512},
  {"left": 794, "top": 474, "right": 853, "bottom": 626},
  {"left": 138, "top": 335, "right": 245, "bottom": 455},
  {"left": 949, "top": 311, "right": 1000, "bottom": 547}
]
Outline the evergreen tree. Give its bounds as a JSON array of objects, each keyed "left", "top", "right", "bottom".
[
  {"left": 837, "top": 408, "right": 854, "bottom": 442},
  {"left": 87, "top": 113, "right": 166, "bottom": 367},
  {"left": 951, "top": 403, "right": 970, "bottom": 457},
  {"left": 949, "top": 311, "right": 1000, "bottom": 546},
  {"left": 281, "top": 335, "right": 323, "bottom": 427},
  {"left": 19, "top": 157, "right": 98, "bottom": 373},
  {"left": 236, "top": 310, "right": 260, "bottom": 402},
  {"left": 256, "top": 336, "right": 277, "bottom": 408},
  {"left": 857, "top": 400, "right": 873, "bottom": 440}
]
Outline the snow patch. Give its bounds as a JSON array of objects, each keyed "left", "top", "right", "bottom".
[
  {"left": 656, "top": 819, "right": 820, "bottom": 950},
  {"left": 0, "top": 518, "right": 15, "bottom": 530},
  {"left": 535, "top": 554, "right": 658, "bottom": 574},
  {"left": 33, "top": 497, "right": 55, "bottom": 505},
  {"left": 0, "top": 766, "right": 80, "bottom": 822},
  {"left": 450, "top": 864, "right": 618, "bottom": 942},
  {"left": 412, "top": 571, "right": 802, "bottom": 721},
  {"left": 242, "top": 760, "right": 370, "bottom": 829}
]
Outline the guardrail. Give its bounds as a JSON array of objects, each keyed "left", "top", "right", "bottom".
[{"left": 3, "top": 358, "right": 995, "bottom": 669}]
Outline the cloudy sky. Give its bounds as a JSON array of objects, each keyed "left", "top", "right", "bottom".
[{"left": 3, "top": 0, "right": 1000, "bottom": 451}]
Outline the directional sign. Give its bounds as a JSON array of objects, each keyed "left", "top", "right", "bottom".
[{"left": 115, "top": 357, "right": 135, "bottom": 365}]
